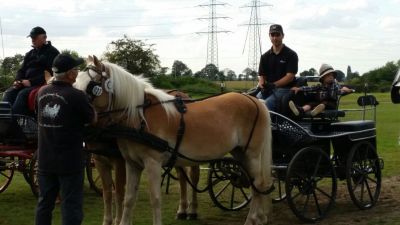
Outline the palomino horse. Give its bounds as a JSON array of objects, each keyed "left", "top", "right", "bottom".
[
  {"left": 81, "top": 79, "right": 200, "bottom": 225},
  {"left": 74, "top": 56, "right": 273, "bottom": 225}
]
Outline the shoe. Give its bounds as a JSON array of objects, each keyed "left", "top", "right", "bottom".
[
  {"left": 311, "top": 104, "right": 326, "bottom": 116},
  {"left": 289, "top": 101, "right": 300, "bottom": 116}
]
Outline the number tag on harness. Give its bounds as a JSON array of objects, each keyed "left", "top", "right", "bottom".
[
  {"left": 92, "top": 85, "right": 103, "bottom": 96},
  {"left": 104, "top": 79, "right": 113, "bottom": 93}
]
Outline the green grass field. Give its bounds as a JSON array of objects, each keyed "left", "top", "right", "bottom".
[{"left": 0, "top": 84, "right": 399, "bottom": 225}]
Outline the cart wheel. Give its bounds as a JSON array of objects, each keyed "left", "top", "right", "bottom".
[
  {"left": 0, "top": 156, "right": 14, "bottom": 193},
  {"left": 208, "top": 158, "right": 252, "bottom": 211},
  {"left": 286, "top": 147, "right": 337, "bottom": 223},
  {"left": 346, "top": 141, "right": 381, "bottom": 209},
  {"left": 29, "top": 151, "right": 39, "bottom": 197},
  {"left": 272, "top": 169, "right": 286, "bottom": 203},
  {"left": 86, "top": 153, "right": 103, "bottom": 196}
]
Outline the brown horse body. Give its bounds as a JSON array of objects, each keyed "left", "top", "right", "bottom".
[{"left": 75, "top": 56, "right": 272, "bottom": 225}]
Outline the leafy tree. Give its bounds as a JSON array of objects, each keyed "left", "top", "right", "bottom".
[
  {"left": 242, "top": 68, "right": 256, "bottom": 81},
  {"left": 299, "top": 68, "right": 317, "bottom": 77},
  {"left": 193, "top": 71, "right": 205, "bottom": 79},
  {"left": 201, "top": 64, "right": 219, "bottom": 80},
  {"left": 225, "top": 69, "right": 236, "bottom": 81},
  {"left": 171, "top": 60, "right": 192, "bottom": 77},
  {"left": 103, "top": 35, "right": 161, "bottom": 77},
  {"left": 0, "top": 54, "right": 24, "bottom": 89},
  {"left": 346, "top": 71, "right": 360, "bottom": 81}
]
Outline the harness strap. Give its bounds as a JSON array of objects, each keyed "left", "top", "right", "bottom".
[{"left": 242, "top": 93, "right": 260, "bottom": 152}]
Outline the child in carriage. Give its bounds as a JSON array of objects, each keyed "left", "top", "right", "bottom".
[{"left": 288, "top": 63, "right": 354, "bottom": 117}]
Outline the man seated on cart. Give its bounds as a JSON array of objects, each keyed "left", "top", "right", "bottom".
[
  {"left": 288, "top": 63, "right": 354, "bottom": 117},
  {"left": 2, "top": 26, "right": 59, "bottom": 115}
]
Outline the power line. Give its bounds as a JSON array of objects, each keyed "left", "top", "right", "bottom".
[
  {"left": 241, "top": 1, "right": 272, "bottom": 72},
  {"left": 197, "top": 0, "right": 231, "bottom": 68}
]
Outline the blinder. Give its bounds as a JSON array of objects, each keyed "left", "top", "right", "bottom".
[{"left": 86, "top": 80, "right": 103, "bottom": 99}]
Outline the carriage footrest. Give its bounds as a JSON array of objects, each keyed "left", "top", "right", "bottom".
[{"left": 331, "top": 120, "right": 375, "bottom": 132}]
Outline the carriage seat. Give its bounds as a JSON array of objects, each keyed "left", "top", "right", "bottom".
[{"left": 330, "top": 120, "right": 375, "bottom": 132}]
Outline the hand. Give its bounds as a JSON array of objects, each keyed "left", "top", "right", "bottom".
[
  {"left": 291, "top": 87, "right": 300, "bottom": 94},
  {"left": 341, "top": 86, "right": 354, "bottom": 93},
  {"left": 13, "top": 80, "right": 23, "bottom": 89},
  {"left": 264, "top": 82, "right": 276, "bottom": 92},
  {"left": 21, "top": 79, "right": 31, "bottom": 87}
]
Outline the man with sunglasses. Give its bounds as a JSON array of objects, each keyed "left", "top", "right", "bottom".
[
  {"left": 257, "top": 24, "right": 298, "bottom": 112},
  {"left": 2, "top": 26, "right": 59, "bottom": 115}
]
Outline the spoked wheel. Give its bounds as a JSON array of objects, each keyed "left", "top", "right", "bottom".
[
  {"left": 86, "top": 153, "right": 104, "bottom": 196},
  {"left": 29, "top": 151, "right": 39, "bottom": 197},
  {"left": 286, "top": 147, "right": 337, "bottom": 223},
  {"left": 271, "top": 169, "right": 286, "bottom": 203},
  {"left": 346, "top": 141, "right": 381, "bottom": 209},
  {"left": 208, "top": 158, "right": 252, "bottom": 211},
  {"left": 0, "top": 156, "right": 14, "bottom": 193}
]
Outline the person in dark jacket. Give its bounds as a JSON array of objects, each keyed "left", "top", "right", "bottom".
[
  {"left": 2, "top": 26, "right": 59, "bottom": 115},
  {"left": 35, "top": 53, "right": 96, "bottom": 225}
]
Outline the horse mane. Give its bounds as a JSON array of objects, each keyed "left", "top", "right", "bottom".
[{"left": 103, "top": 62, "right": 177, "bottom": 125}]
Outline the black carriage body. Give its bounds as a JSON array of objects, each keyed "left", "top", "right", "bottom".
[{"left": 0, "top": 102, "right": 38, "bottom": 145}]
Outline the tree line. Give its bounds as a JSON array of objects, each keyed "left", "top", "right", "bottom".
[{"left": 1, "top": 35, "right": 399, "bottom": 92}]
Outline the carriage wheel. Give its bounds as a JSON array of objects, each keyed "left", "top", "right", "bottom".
[
  {"left": 85, "top": 153, "right": 104, "bottom": 196},
  {"left": 29, "top": 152, "right": 39, "bottom": 197},
  {"left": 0, "top": 156, "right": 14, "bottom": 193},
  {"left": 346, "top": 141, "right": 381, "bottom": 209},
  {"left": 207, "top": 159, "right": 252, "bottom": 211},
  {"left": 286, "top": 147, "right": 337, "bottom": 223},
  {"left": 272, "top": 169, "right": 286, "bottom": 203}
]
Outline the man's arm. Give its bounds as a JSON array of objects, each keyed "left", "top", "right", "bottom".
[{"left": 274, "top": 73, "right": 295, "bottom": 88}]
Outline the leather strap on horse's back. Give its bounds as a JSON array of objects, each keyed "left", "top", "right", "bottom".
[{"left": 241, "top": 94, "right": 260, "bottom": 152}]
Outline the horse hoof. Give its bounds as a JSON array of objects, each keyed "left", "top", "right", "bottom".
[
  {"left": 187, "top": 213, "right": 198, "bottom": 220},
  {"left": 176, "top": 213, "right": 187, "bottom": 220}
]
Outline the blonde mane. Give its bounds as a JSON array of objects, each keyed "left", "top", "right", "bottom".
[{"left": 102, "top": 62, "right": 177, "bottom": 125}]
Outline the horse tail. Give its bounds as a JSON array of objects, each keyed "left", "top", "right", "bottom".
[{"left": 260, "top": 103, "right": 272, "bottom": 185}]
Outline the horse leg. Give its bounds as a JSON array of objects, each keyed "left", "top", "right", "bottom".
[
  {"left": 144, "top": 158, "right": 163, "bottom": 225},
  {"left": 94, "top": 156, "right": 114, "bottom": 225},
  {"left": 187, "top": 166, "right": 199, "bottom": 220},
  {"left": 119, "top": 161, "right": 143, "bottom": 225},
  {"left": 175, "top": 167, "right": 188, "bottom": 219},
  {"left": 243, "top": 157, "right": 272, "bottom": 225},
  {"left": 113, "top": 158, "right": 126, "bottom": 225}
]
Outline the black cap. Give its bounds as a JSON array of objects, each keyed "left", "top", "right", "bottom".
[
  {"left": 52, "top": 54, "right": 84, "bottom": 73},
  {"left": 27, "top": 26, "right": 46, "bottom": 38},
  {"left": 269, "top": 24, "right": 284, "bottom": 34}
]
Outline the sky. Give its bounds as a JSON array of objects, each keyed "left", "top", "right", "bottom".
[{"left": 0, "top": 0, "right": 399, "bottom": 76}]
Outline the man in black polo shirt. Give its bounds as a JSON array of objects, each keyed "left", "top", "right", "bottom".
[
  {"left": 257, "top": 24, "right": 298, "bottom": 112},
  {"left": 35, "top": 53, "right": 96, "bottom": 225}
]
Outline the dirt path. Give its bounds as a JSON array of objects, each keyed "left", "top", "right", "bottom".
[{"left": 271, "top": 176, "right": 400, "bottom": 225}]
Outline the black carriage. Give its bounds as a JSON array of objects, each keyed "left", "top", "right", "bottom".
[{"left": 208, "top": 93, "right": 382, "bottom": 222}]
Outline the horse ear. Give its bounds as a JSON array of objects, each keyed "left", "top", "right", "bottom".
[
  {"left": 93, "top": 55, "right": 101, "bottom": 67},
  {"left": 88, "top": 55, "right": 93, "bottom": 62}
]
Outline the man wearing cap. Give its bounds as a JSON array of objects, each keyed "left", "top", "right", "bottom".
[
  {"left": 2, "top": 26, "right": 59, "bottom": 115},
  {"left": 257, "top": 24, "right": 298, "bottom": 112},
  {"left": 35, "top": 53, "right": 96, "bottom": 225}
]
